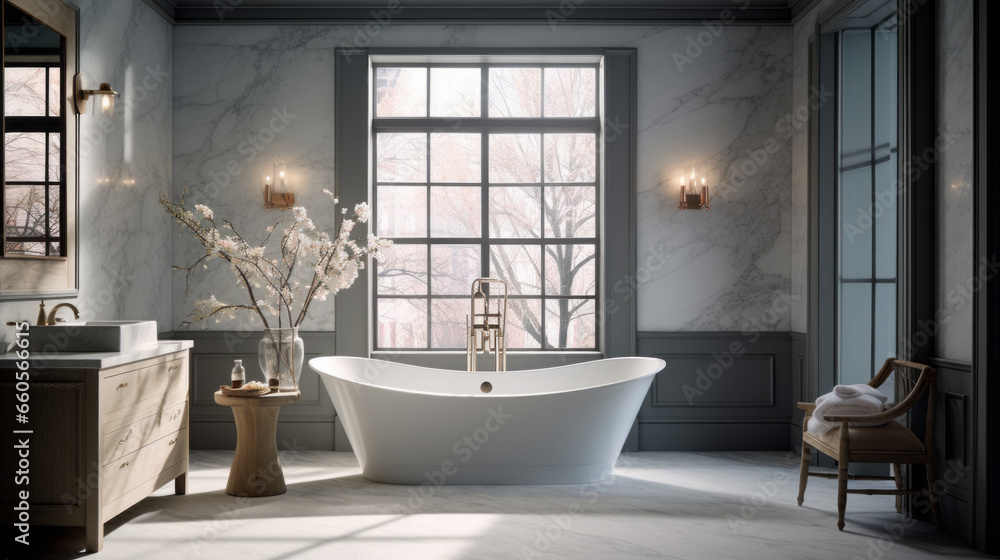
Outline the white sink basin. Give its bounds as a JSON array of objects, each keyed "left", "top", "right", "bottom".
[{"left": 28, "top": 320, "right": 159, "bottom": 353}]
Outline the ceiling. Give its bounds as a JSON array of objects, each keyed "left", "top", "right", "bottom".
[{"left": 143, "top": 0, "right": 823, "bottom": 25}]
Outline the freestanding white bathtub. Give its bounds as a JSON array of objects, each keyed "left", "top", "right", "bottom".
[{"left": 308, "top": 356, "right": 665, "bottom": 485}]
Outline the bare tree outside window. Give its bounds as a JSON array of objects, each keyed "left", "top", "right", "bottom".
[
  {"left": 373, "top": 64, "right": 599, "bottom": 351},
  {"left": 4, "top": 62, "right": 62, "bottom": 257}
]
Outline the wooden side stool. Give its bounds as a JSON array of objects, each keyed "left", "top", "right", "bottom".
[{"left": 214, "top": 390, "right": 300, "bottom": 497}]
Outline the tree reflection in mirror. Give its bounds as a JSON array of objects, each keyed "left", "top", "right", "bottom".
[{"left": 3, "top": 1, "right": 65, "bottom": 258}]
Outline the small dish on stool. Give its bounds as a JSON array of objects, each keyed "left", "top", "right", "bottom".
[{"left": 219, "top": 382, "right": 275, "bottom": 398}]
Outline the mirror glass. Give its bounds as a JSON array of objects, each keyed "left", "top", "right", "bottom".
[{"left": 3, "top": 1, "right": 65, "bottom": 258}]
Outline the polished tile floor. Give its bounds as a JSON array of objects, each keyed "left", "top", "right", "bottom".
[{"left": 29, "top": 451, "right": 990, "bottom": 559}]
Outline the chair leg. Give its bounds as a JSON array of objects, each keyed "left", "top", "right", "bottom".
[
  {"left": 893, "top": 463, "right": 903, "bottom": 513},
  {"left": 925, "top": 461, "right": 942, "bottom": 530},
  {"left": 797, "top": 442, "right": 811, "bottom": 506},
  {"left": 837, "top": 463, "right": 849, "bottom": 531}
]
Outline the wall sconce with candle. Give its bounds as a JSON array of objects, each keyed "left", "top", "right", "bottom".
[
  {"left": 678, "top": 169, "right": 710, "bottom": 210},
  {"left": 264, "top": 161, "right": 295, "bottom": 209},
  {"left": 73, "top": 74, "right": 119, "bottom": 117}
]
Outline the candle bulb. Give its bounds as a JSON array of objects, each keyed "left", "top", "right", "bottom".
[{"left": 264, "top": 175, "right": 271, "bottom": 205}]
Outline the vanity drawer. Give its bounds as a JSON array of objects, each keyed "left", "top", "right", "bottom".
[
  {"left": 102, "top": 402, "right": 187, "bottom": 466},
  {"left": 102, "top": 428, "right": 187, "bottom": 503},
  {"left": 103, "top": 381, "right": 187, "bottom": 434},
  {"left": 102, "top": 358, "right": 186, "bottom": 413}
]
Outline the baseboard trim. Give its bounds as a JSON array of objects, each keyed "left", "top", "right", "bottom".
[{"left": 639, "top": 422, "right": 792, "bottom": 451}]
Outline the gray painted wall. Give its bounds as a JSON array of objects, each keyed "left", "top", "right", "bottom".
[{"left": 637, "top": 332, "right": 802, "bottom": 451}]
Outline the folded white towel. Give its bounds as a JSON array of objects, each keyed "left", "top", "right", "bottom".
[
  {"left": 833, "top": 383, "right": 888, "bottom": 403},
  {"left": 807, "top": 392, "right": 887, "bottom": 435}
]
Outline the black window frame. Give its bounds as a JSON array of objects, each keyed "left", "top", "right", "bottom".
[
  {"left": 2, "top": 50, "right": 67, "bottom": 259},
  {"left": 335, "top": 47, "right": 637, "bottom": 367},
  {"left": 370, "top": 61, "right": 602, "bottom": 352}
]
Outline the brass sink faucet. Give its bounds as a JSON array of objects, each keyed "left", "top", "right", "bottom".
[{"left": 38, "top": 301, "right": 81, "bottom": 326}]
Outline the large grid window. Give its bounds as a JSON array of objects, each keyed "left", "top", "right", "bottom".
[
  {"left": 837, "top": 20, "right": 897, "bottom": 385},
  {"left": 372, "top": 62, "right": 600, "bottom": 351},
  {"left": 3, "top": 44, "right": 65, "bottom": 257}
]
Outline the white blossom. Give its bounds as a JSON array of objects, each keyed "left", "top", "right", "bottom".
[
  {"left": 162, "top": 192, "right": 392, "bottom": 329},
  {"left": 194, "top": 204, "right": 213, "bottom": 220},
  {"left": 355, "top": 202, "right": 371, "bottom": 223}
]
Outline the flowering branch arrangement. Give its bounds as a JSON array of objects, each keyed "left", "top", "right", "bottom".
[{"left": 161, "top": 189, "right": 391, "bottom": 329}]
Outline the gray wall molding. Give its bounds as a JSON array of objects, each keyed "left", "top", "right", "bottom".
[
  {"left": 651, "top": 354, "right": 775, "bottom": 407},
  {"left": 926, "top": 355, "right": 975, "bottom": 543},
  {"left": 637, "top": 331, "right": 798, "bottom": 451},
  {"left": 153, "top": 1, "right": 794, "bottom": 25},
  {"left": 927, "top": 356, "right": 972, "bottom": 372},
  {"left": 602, "top": 48, "right": 638, "bottom": 358},
  {"left": 334, "top": 49, "right": 371, "bottom": 359},
  {"left": 789, "top": 0, "right": 824, "bottom": 24},
  {"left": 141, "top": 0, "right": 177, "bottom": 23},
  {"left": 973, "top": 0, "right": 998, "bottom": 553}
]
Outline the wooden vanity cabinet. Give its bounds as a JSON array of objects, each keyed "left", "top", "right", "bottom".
[{"left": 1, "top": 350, "right": 190, "bottom": 552}]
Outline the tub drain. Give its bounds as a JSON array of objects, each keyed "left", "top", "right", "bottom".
[{"left": 480, "top": 381, "right": 492, "bottom": 393}]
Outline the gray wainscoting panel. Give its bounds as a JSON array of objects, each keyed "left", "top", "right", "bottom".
[
  {"left": 173, "top": 331, "right": 337, "bottom": 450},
  {"left": 651, "top": 354, "right": 775, "bottom": 407},
  {"left": 789, "top": 333, "right": 809, "bottom": 450},
  {"left": 928, "top": 357, "right": 975, "bottom": 543},
  {"left": 637, "top": 332, "right": 796, "bottom": 451}
]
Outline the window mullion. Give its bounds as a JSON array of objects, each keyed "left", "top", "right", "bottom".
[
  {"left": 372, "top": 60, "right": 602, "bottom": 352},
  {"left": 426, "top": 130, "right": 432, "bottom": 349},
  {"left": 481, "top": 65, "right": 491, "bottom": 283},
  {"left": 539, "top": 130, "right": 548, "bottom": 349}
]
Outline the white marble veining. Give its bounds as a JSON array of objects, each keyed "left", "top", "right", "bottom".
[
  {"left": 635, "top": 26, "right": 793, "bottom": 331},
  {"left": 172, "top": 24, "right": 794, "bottom": 332},
  {"left": 25, "top": 450, "right": 986, "bottom": 560},
  {"left": 935, "top": 0, "right": 975, "bottom": 363},
  {"left": 0, "top": 0, "right": 173, "bottom": 334}
]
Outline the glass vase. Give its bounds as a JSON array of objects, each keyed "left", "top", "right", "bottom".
[{"left": 258, "top": 327, "right": 304, "bottom": 392}]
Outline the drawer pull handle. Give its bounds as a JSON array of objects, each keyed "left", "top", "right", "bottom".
[
  {"left": 119, "top": 429, "right": 133, "bottom": 445},
  {"left": 117, "top": 382, "right": 128, "bottom": 390},
  {"left": 169, "top": 437, "right": 178, "bottom": 445},
  {"left": 168, "top": 364, "right": 180, "bottom": 372},
  {"left": 119, "top": 461, "right": 130, "bottom": 470}
]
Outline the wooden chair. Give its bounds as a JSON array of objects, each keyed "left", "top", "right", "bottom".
[{"left": 796, "top": 358, "right": 940, "bottom": 531}]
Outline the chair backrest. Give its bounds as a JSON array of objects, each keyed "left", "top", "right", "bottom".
[{"left": 868, "top": 357, "right": 937, "bottom": 448}]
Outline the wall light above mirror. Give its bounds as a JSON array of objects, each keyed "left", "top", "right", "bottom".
[{"left": 73, "top": 75, "right": 119, "bottom": 117}]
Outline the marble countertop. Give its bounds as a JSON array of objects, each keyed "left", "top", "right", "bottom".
[{"left": 0, "top": 340, "right": 194, "bottom": 369}]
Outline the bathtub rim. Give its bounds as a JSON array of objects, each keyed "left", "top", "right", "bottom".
[{"left": 308, "top": 355, "right": 665, "bottom": 399}]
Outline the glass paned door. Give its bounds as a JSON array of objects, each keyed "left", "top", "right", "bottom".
[{"left": 837, "top": 19, "right": 898, "bottom": 386}]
